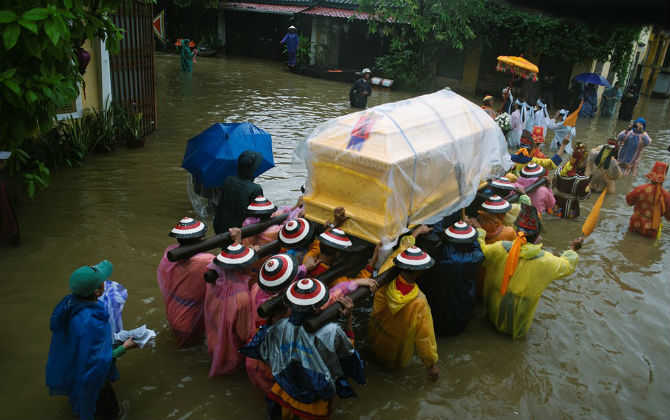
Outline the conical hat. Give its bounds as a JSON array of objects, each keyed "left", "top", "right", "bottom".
[
  {"left": 393, "top": 246, "right": 434, "bottom": 270},
  {"left": 445, "top": 221, "right": 477, "bottom": 243},
  {"left": 278, "top": 218, "right": 314, "bottom": 248},
  {"left": 283, "top": 278, "right": 329, "bottom": 312},
  {"left": 214, "top": 243, "right": 257, "bottom": 269},
  {"left": 246, "top": 196, "right": 277, "bottom": 216},
  {"left": 481, "top": 195, "right": 512, "bottom": 213},
  {"left": 520, "top": 162, "right": 546, "bottom": 178},
  {"left": 259, "top": 254, "right": 298, "bottom": 292},
  {"left": 318, "top": 228, "right": 352, "bottom": 250},
  {"left": 169, "top": 217, "right": 207, "bottom": 239},
  {"left": 490, "top": 177, "right": 514, "bottom": 190}
]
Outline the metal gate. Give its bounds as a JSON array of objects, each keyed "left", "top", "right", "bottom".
[{"left": 110, "top": 1, "right": 157, "bottom": 136}]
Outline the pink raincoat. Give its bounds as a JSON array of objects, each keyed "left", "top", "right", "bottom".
[
  {"left": 157, "top": 244, "right": 213, "bottom": 346},
  {"left": 514, "top": 177, "right": 556, "bottom": 215},
  {"left": 204, "top": 262, "right": 254, "bottom": 376}
]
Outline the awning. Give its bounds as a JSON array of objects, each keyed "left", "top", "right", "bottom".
[
  {"left": 223, "top": 2, "right": 309, "bottom": 15},
  {"left": 301, "top": 6, "right": 367, "bottom": 19}
]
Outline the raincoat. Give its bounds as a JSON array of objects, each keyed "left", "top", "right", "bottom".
[
  {"left": 46, "top": 295, "right": 120, "bottom": 420},
  {"left": 280, "top": 32, "right": 299, "bottom": 53},
  {"left": 213, "top": 174, "right": 263, "bottom": 234},
  {"left": 349, "top": 78, "right": 372, "bottom": 109},
  {"left": 534, "top": 109, "right": 549, "bottom": 138},
  {"left": 600, "top": 86, "right": 622, "bottom": 117},
  {"left": 626, "top": 183, "right": 670, "bottom": 238},
  {"left": 547, "top": 118, "right": 575, "bottom": 155},
  {"left": 513, "top": 176, "right": 556, "bottom": 215},
  {"left": 180, "top": 39, "right": 194, "bottom": 72},
  {"left": 368, "top": 276, "right": 438, "bottom": 368},
  {"left": 522, "top": 103, "right": 535, "bottom": 132},
  {"left": 586, "top": 145, "right": 622, "bottom": 193},
  {"left": 157, "top": 244, "right": 213, "bottom": 346},
  {"left": 476, "top": 229, "right": 578, "bottom": 339},
  {"left": 240, "top": 314, "right": 365, "bottom": 419},
  {"left": 302, "top": 239, "right": 373, "bottom": 286},
  {"left": 507, "top": 109, "right": 522, "bottom": 148},
  {"left": 578, "top": 85, "right": 597, "bottom": 118},
  {"left": 99, "top": 280, "right": 127, "bottom": 334},
  {"left": 204, "top": 263, "right": 254, "bottom": 376},
  {"left": 416, "top": 240, "right": 484, "bottom": 334},
  {"left": 618, "top": 90, "right": 639, "bottom": 121},
  {"left": 617, "top": 129, "right": 652, "bottom": 175}
]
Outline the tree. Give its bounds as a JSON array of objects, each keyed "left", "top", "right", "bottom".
[
  {"left": 0, "top": 0, "right": 125, "bottom": 195},
  {"left": 357, "top": 0, "right": 478, "bottom": 91},
  {"left": 359, "top": 0, "right": 640, "bottom": 91}
]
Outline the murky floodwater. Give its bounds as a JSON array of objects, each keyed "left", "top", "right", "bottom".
[{"left": 1, "top": 52, "right": 669, "bottom": 420}]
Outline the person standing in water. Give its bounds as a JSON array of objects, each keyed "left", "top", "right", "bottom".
[
  {"left": 350, "top": 68, "right": 372, "bottom": 109},
  {"left": 180, "top": 39, "right": 196, "bottom": 73},
  {"left": 280, "top": 25, "right": 299, "bottom": 67}
]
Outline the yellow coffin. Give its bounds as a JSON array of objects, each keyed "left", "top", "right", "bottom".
[{"left": 297, "top": 89, "right": 511, "bottom": 243}]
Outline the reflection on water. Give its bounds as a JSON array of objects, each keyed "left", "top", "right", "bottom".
[{"left": 0, "top": 53, "right": 668, "bottom": 419}]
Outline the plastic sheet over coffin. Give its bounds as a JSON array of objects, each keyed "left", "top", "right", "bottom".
[{"left": 294, "top": 88, "right": 512, "bottom": 243}]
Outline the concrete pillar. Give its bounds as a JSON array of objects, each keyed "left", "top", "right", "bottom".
[
  {"left": 99, "top": 38, "right": 112, "bottom": 108},
  {"left": 217, "top": 9, "right": 226, "bottom": 47},
  {"left": 310, "top": 18, "right": 317, "bottom": 65},
  {"left": 459, "top": 42, "right": 482, "bottom": 94},
  {"left": 645, "top": 35, "right": 669, "bottom": 96}
]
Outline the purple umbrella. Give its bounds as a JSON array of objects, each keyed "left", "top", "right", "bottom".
[{"left": 573, "top": 72, "right": 611, "bottom": 87}]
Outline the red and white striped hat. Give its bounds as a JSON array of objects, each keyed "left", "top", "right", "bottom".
[
  {"left": 278, "top": 218, "right": 314, "bottom": 248},
  {"left": 214, "top": 243, "right": 257, "bottom": 269},
  {"left": 520, "top": 162, "right": 546, "bottom": 178},
  {"left": 259, "top": 254, "right": 298, "bottom": 292},
  {"left": 445, "top": 221, "right": 477, "bottom": 243},
  {"left": 393, "top": 246, "right": 434, "bottom": 271},
  {"left": 318, "top": 228, "right": 352, "bottom": 251},
  {"left": 481, "top": 195, "right": 512, "bottom": 213},
  {"left": 168, "top": 217, "right": 207, "bottom": 239},
  {"left": 283, "top": 278, "right": 329, "bottom": 312},
  {"left": 490, "top": 177, "right": 515, "bottom": 190},
  {"left": 246, "top": 196, "right": 278, "bottom": 216}
]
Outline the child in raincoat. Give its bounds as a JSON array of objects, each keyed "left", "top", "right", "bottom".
[
  {"left": 46, "top": 261, "right": 138, "bottom": 420},
  {"left": 368, "top": 244, "right": 439, "bottom": 381},
  {"left": 204, "top": 228, "right": 257, "bottom": 376},
  {"left": 469, "top": 207, "right": 582, "bottom": 339},
  {"left": 157, "top": 218, "right": 213, "bottom": 346}
]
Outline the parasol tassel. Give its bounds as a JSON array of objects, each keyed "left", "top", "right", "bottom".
[{"left": 581, "top": 188, "right": 606, "bottom": 236}]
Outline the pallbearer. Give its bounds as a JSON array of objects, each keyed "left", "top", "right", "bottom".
[
  {"left": 477, "top": 195, "right": 517, "bottom": 244},
  {"left": 204, "top": 228, "right": 256, "bottom": 376},
  {"left": 368, "top": 246, "right": 440, "bottom": 381},
  {"left": 157, "top": 218, "right": 213, "bottom": 346},
  {"left": 470, "top": 206, "right": 582, "bottom": 339},
  {"left": 417, "top": 222, "right": 484, "bottom": 335},
  {"left": 626, "top": 162, "right": 670, "bottom": 238},
  {"left": 241, "top": 279, "right": 365, "bottom": 420}
]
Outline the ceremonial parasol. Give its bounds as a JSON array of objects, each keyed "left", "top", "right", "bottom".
[
  {"left": 573, "top": 72, "right": 611, "bottom": 87},
  {"left": 182, "top": 122, "right": 275, "bottom": 188},
  {"left": 496, "top": 56, "right": 539, "bottom": 82}
]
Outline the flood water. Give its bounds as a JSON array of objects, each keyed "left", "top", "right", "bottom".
[{"left": 1, "top": 52, "right": 669, "bottom": 420}]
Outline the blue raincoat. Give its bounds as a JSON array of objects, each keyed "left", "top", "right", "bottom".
[
  {"left": 417, "top": 240, "right": 484, "bottom": 335},
  {"left": 280, "top": 32, "right": 299, "bottom": 53},
  {"left": 240, "top": 314, "right": 365, "bottom": 403},
  {"left": 46, "top": 295, "right": 119, "bottom": 420}
]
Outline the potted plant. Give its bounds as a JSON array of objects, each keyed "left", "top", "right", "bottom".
[{"left": 123, "top": 111, "right": 144, "bottom": 148}]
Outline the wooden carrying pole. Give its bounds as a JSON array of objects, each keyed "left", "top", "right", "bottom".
[
  {"left": 303, "top": 266, "right": 400, "bottom": 333},
  {"left": 167, "top": 214, "right": 289, "bottom": 262},
  {"left": 204, "top": 241, "right": 280, "bottom": 283},
  {"left": 506, "top": 177, "right": 548, "bottom": 203},
  {"left": 256, "top": 246, "right": 373, "bottom": 319}
]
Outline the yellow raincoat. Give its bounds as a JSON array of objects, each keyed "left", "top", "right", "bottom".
[
  {"left": 476, "top": 229, "right": 578, "bottom": 339},
  {"left": 514, "top": 155, "right": 561, "bottom": 174},
  {"left": 367, "top": 276, "right": 438, "bottom": 369}
]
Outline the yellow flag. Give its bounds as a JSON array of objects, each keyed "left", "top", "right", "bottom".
[
  {"left": 582, "top": 188, "right": 607, "bottom": 236},
  {"left": 563, "top": 100, "right": 583, "bottom": 127}
]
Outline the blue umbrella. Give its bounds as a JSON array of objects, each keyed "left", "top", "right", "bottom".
[
  {"left": 182, "top": 122, "right": 275, "bottom": 187},
  {"left": 573, "top": 72, "right": 611, "bottom": 88}
]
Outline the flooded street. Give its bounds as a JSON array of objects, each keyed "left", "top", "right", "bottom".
[{"left": 1, "top": 52, "right": 669, "bottom": 419}]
